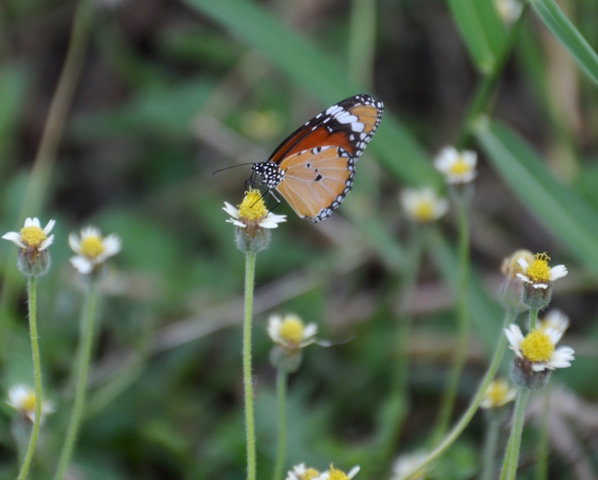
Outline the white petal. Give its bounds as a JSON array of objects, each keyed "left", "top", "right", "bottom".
[
  {"left": 267, "top": 316, "right": 282, "bottom": 342},
  {"left": 302, "top": 323, "right": 318, "bottom": 340},
  {"left": 42, "top": 219, "right": 56, "bottom": 235},
  {"left": 347, "top": 465, "right": 360, "bottom": 479},
  {"left": 39, "top": 234, "right": 54, "bottom": 251},
  {"left": 531, "top": 282, "right": 549, "bottom": 289},
  {"left": 504, "top": 324, "right": 524, "bottom": 354},
  {"left": 517, "top": 257, "right": 530, "bottom": 270},
  {"left": 81, "top": 226, "right": 101, "bottom": 239},
  {"left": 70, "top": 256, "right": 93, "bottom": 274},
  {"left": 226, "top": 219, "right": 246, "bottom": 228},
  {"left": 2, "top": 232, "right": 26, "bottom": 248},
  {"left": 223, "top": 202, "right": 240, "bottom": 218},
  {"left": 549, "top": 346, "right": 575, "bottom": 369},
  {"left": 68, "top": 233, "right": 81, "bottom": 253},
  {"left": 531, "top": 362, "right": 549, "bottom": 372},
  {"left": 25, "top": 218, "right": 40, "bottom": 227},
  {"left": 102, "top": 235, "right": 122, "bottom": 256},
  {"left": 549, "top": 264, "right": 568, "bottom": 281},
  {"left": 543, "top": 327, "right": 563, "bottom": 345}
]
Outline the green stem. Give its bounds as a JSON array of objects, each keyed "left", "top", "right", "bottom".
[
  {"left": 528, "top": 307, "right": 539, "bottom": 331},
  {"left": 480, "top": 412, "right": 502, "bottom": 480},
  {"left": 456, "top": 3, "right": 530, "bottom": 148},
  {"left": 53, "top": 281, "right": 98, "bottom": 480},
  {"left": 272, "top": 369, "right": 287, "bottom": 480},
  {"left": 397, "top": 309, "right": 515, "bottom": 480},
  {"left": 499, "top": 389, "right": 531, "bottom": 480},
  {"left": 432, "top": 192, "right": 470, "bottom": 442},
  {"left": 244, "top": 252, "right": 257, "bottom": 480},
  {"left": 534, "top": 386, "right": 551, "bottom": 480},
  {"left": 17, "top": 276, "right": 43, "bottom": 480}
]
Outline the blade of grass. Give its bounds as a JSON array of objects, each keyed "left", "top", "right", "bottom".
[
  {"left": 530, "top": 0, "right": 598, "bottom": 87},
  {"left": 447, "top": 0, "right": 507, "bottom": 73},
  {"left": 474, "top": 118, "right": 598, "bottom": 272},
  {"left": 182, "top": 0, "right": 436, "bottom": 186}
]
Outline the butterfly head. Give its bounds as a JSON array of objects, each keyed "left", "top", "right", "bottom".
[{"left": 251, "top": 162, "right": 284, "bottom": 190}]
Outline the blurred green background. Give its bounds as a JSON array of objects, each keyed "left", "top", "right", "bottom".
[{"left": 1, "top": 0, "right": 597, "bottom": 478}]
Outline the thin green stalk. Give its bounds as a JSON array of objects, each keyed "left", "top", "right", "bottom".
[
  {"left": 499, "top": 389, "right": 531, "bottom": 480},
  {"left": 528, "top": 307, "right": 539, "bottom": 331},
  {"left": 17, "top": 276, "right": 43, "bottom": 480},
  {"left": 244, "top": 252, "right": 257, "bottom": 480},
  {"left": 456, "top": 3, "right": 530, "bottom": 148},
  {"left": 534, "top": 385, "right": 551, "bottom": 480},
  {"left": 53, "top": 281, "right": 98, "bottom": 480},
  {"left": 272, "top": 369, "right": 287, "bottom": 480},
  {"left": 397, "top": 309, "right": 515, "bottom": 480},
  {"left": 432, "top": 193, "right": 470, "bottom": 442},
  {"left": 0, "top": 0, "right": 94, "bottom": 357},
  {"left": 480, "top": 412, "right": 502, "bottom": 480}
]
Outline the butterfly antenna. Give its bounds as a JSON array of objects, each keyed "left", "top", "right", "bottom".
[{"left": 210, "top": 162, "right": 255, "bottom": 178}]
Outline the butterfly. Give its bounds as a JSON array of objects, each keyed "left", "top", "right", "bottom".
[{"left": 250, "top": 94, "right": 384, "bottom": 223}]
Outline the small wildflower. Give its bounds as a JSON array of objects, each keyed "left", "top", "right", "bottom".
[
  {"left": 538, "top": 309, "right": 569, "bottom": 334},
  {"left": 6, "top": 384, "right": 54, "bottom": 423},
  {"left": 223, "top": 189, "right": 286, "bottom": 254},
  {"left": 317, "top": 464, "right": 360, "bottom": 480},
  {"left": 400, "top": 187, "right": 448, "bottom": 223},
  {"left": 390, "top": 451, "right": 428, "bottom": 480},
  {"left": 268, "top": 314, "right": 319, "bottom": 373},
  {"left": 286, "top": 464, "right": 320, "bottom": 480},
  {"left": 516, "top": 253, "right": 567, "bottom": 289},
  {"left": 494, "top": 0, "right": 523, "bottom": 25},
  {"left": 506, "top": 324, "right": 574, "bottom": 389},
  {"left": 69, "top": 226, "right": 121, "bottom": 276},
  {"left": 2, "top": 217, "right": 55, "bottom": 276},
  {"left": 433, "top": 146, "right": 477, "bottom": 184},
  {"left": 480, "top": 379, "right": 517, "bottom": 409}
]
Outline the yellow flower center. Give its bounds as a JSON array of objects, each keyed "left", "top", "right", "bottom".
[
  {"left": 238, "top": 189, "right": 267, "bottom": 221},
  {"left": 520, "top": 330, "right": 555, "bottom": 362},
  {"left": 279, "top": 317, "right": 305, "bottom": 344},
  {"left": 484, "top": 380, "right": 512, "bottom": 407},
  {"left": 22, "top": 392, "right": 36, "bottom": 412},
  {"left": 19, "top": 226, "right": 46, "bottom": 248},
  {"left": 80, "top": 236, "right": 105, "bottom": 258},
  {"left": 525, "top": 253, "right": 551, "bottom": 284},
  {"left": 301, "top": 469, "right": 320, "bottom": 480},
  {"left": 326, "top": 465, "right": 349, "bottom": 480},
  {"left": 413, "top": 200, "right": 434, "bottom": 222},
  {"left": 448, "top": 157, "right": 471, "bottom": 176}
]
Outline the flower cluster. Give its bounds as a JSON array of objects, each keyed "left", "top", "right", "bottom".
[
  {"left": 480, "top": 378, "right": 517, "bottom": 409},
  {"left": 69, "top": 227, "right": 121, "bottom": 276},
  {"left": 400, "top": 187, "right": 448, "bottom": 223},
  {"left": 2, "top": 218, "right": 55, "bottom": 276},
  {"left": 434, "top": 146, "right": 477, "bottom": 185},
  {"left": 268, "top": 314, "right": 319, "bottom": 373}
]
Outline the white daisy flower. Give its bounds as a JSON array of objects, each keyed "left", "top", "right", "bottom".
[
  {"left": 223, "top": 189, "right": 286, "bottom": 230},
  {"left": 286, "top": 463, "right": 320, "bottom": 480},
  {"left": 400, "top": 187, "right": 448, "bottom": 223},
  {"left": 6, "top": 384, "right": 55, "bottom": 423},
  {"left": 538, "top": 309, "right": 570, "bottom": 334},
  {"left": 433, "top": 146, "right": 477, "bottom": 184},
  {"left": 516, "top": 253, "right": 568, "bottom": 289},
  {"left": 268, "top": 314, "right": 318, "bottom": 351},
  {"left": 505, "top": 324, "right": 575, "bottom": 372},
  {"left": 69, "top": 226, "right": 122, "bottom": 275},
  {"left": 2, "top": 217, "right": 55, "bottom": 251},
  {"left": 480, "top": 378, "right": 517, "bottom": 409}
]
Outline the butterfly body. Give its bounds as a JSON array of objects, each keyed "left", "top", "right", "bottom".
[{"left": 251, "top": 94, "right": 383, "bottom": 222}]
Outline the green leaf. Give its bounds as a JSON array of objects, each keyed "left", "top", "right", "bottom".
[
  {"left": 447, "top": 0, "right": 508, "bottom": 73},
  {"left": 181, "top": 0, "right": 435, "bottom": 186},
  {"left": 531, "top": 0, "right": 598, "bottom": 86},
  {"left": 474, "top": 119, "right": 598, "bottom": 272}
]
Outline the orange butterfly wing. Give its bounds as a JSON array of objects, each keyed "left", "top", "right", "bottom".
[{"left": 251, "top": 94, "right": 384, "bottom": 222}]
